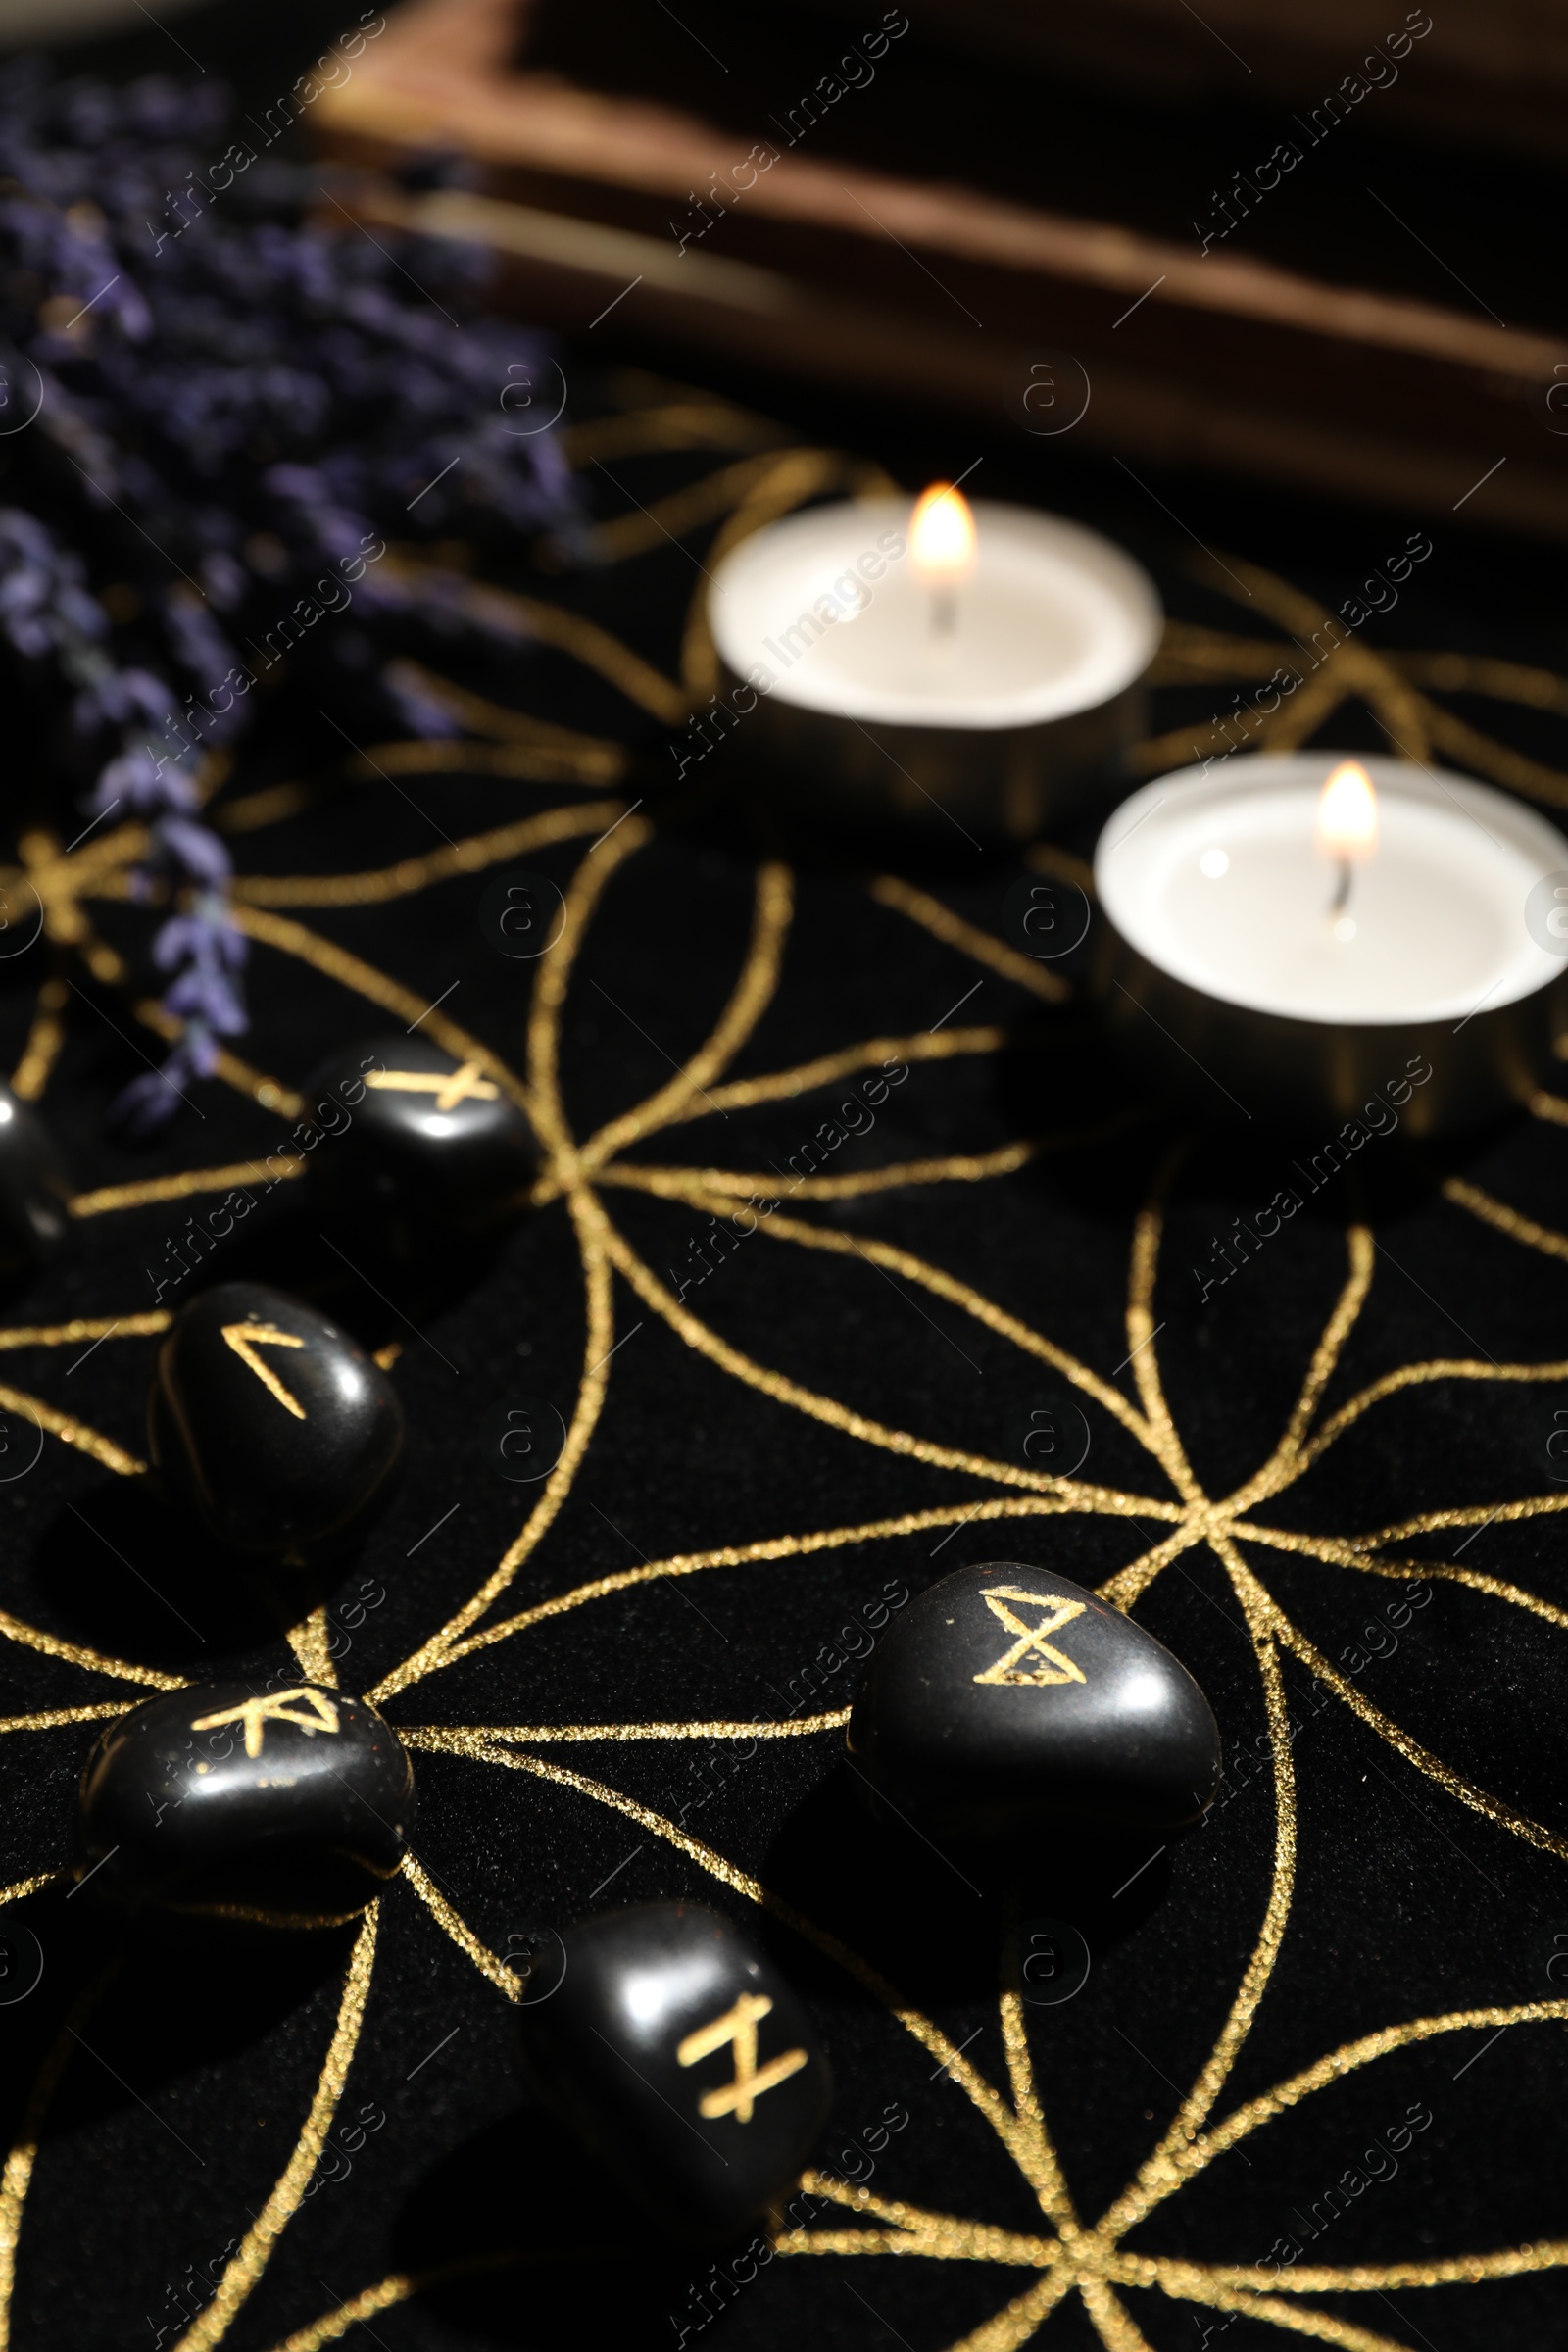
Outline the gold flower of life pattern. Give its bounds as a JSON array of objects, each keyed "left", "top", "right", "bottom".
[{"left": 1, "top": 377, "right": 1568, "bottom": 2352}]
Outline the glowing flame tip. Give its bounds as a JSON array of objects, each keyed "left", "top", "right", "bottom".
[
  {"left": 908, "top": 481, "right": 977, "bottom": 585},
  {"left": 1315, "top": 759, "right": 1378, "bottom": 861}
]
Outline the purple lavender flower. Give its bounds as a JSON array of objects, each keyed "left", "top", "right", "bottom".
[{"left": 0, "top": 59, "right": 578, "bottom": 1131}]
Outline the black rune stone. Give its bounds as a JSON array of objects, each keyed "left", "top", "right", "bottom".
[
  {"left": 518, "top": 1902, "right": 832, "bottom": 2239},
  {"left": 148, "top": 1280, "right": 404, "bottom": 1558},
  {"left": 304, "top": 1035, "right": 535, "bottom": 1240},
  {"left": 78, "top": 1679, "right": 415, "bottom": 1923},
  {"left": 848, "top": 1561, "right": 1222, "bottom": 1842},
  {"left": 0, "top": 1080, "right": 71, "bottom": 1281}
]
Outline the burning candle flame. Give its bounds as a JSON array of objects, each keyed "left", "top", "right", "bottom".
[
  {"left": 908, "top": 482, "right": 978, "bottom": 586},
  {"left": 1315, "top": 760, "right": 1379, "bottom": 862}
]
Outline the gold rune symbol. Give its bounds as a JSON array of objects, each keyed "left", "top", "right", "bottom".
[
  {"left": 365, "top": 1061, "right": 499, "bottom": 1112},
  {"left": 189, "top": 1686, "right": 340, "bottom": 1759},
  {"left": 221, "top": 1321, "right": 307, "bottom": 1420},
  {"left": 675, "top": 1992, "right": 807, "bottom": 2124},
  {"left": 972, "top": 1586, "right": 1089, "bottom": 1688}
]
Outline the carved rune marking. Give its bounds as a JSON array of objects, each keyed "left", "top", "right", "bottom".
[
  {"left": 365, "top": 1061, "right": 498, "bottom": 1113},
  {"left": 675, "top": 1992, "right": 807, "bottom": 2124},
  {"left": 189, "top": 1687, "right": 340, "bottom": 1759},
  {"left": 972, "top": 1586, "right": 1089, "bottom": 1688},
  {"left": 220, "top": 1321, "right": 307, "bottom": 1420}
]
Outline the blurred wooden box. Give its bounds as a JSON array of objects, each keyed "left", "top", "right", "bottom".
[
  {"left": 817, "top": 0, "right": 1568, "bottom": 165},
  {"left": 315, "top": 0, "right": 1568, "bottom": 537}
]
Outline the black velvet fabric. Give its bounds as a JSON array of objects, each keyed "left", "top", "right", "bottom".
[{"left": 4, "top": 347, "right": 1568, "bottom": 2352}]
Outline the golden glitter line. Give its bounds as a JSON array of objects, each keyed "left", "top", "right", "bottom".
[
  {"left": 438, "top": 1497, "right": 1108, "bottom": 1669},
  {"left": 347, "top": 740, "right": 621, "bottom": 788},
  {"left": 524, "top": 820, "right": 655, "bottom": 1169},
  {"left": 17, "top": 822, "right": 147, "bottom": 906},
  {"left": 563, "top": 396, "right": 784, "bottom": 466},
  {"left": 449, "top": 1742, "right": 1040, "bottom": 2173},
  {"left": 1266, "top": 1607, "right": 1568, "bottom": 1863},
  {"left": 0, "top": 1379, "right": 143, "bottom": 1476},
  {"left": 1345, "top": 1492, "right": 1568, "bottom": 1546},
  {"left": 1096, "top": 1522, "right": 1206, "bottom": 1614},
  {"left": 592, "top": 1194, "right": 1177, "bottom": 1515},
  {"left": 168, "top": 1900, "right": 369, "bottom": 1931},
  {"left": 0, "top": 1870, "right": 64, "bottom": 1905},
  {"left": 1231, "top": 1228, "right": 1375, "bottom": 1508},
  {"left": 776, "top": 2227, "right": 1014, "bottom": 2261},
  {"left": 370, "top": 823, "right": 653, "bottom": 1698},
  {"left": 579, "top": 450, "right": 819, "bottom": 564},
  {"left": 256, "top": 2257, "right": 585, "bottom": 2352},
  {"left": 1296, "top": 1351, "right": 1568, "bottom": 1476},
  {"left": 231, "top": 802, "right": 626, "bottom": 908},
  {"left": 598, "top": 1141, "right": 1050, "bottom": 1203},
  {"left": 1101, "top": 1565, "right": 1295, "bottom": 2242},
  {"left": 378, "top": 555, "right": 689, "bottom": 722},
  {"left": 173, "top": 1904, "right": 379, "bottom": 2352},
  {"left": 0, "top": 1964, "right": 114, "bottom": 2352},
  {"left": 1530, "top": 1089, "right": 1568, "bottom": 1126},
  {"left": 577, "top": 861, "right": 795, "bottom": 1175},
  {"left": 1125, "top": 1150, "right": 1203, "bottom": 1504},
  {"left": 0, "top": 1705, "right": 129, "bottom": 1734},
  {"left": 1122, "top": 2243, "right": 1568, "bottom": 2296},
  {"left": 1127, "top": 2273, "right": 1408, "bottom": 2352},
  {"left": 780, "top": 2180, "right": 1056, "bottom": 2265},
  {"left": 0, "top": 1606, "right": 184, "bottom": 1690},
  {"left": 1133, "top": 710, "right": 1302, "bottom": 777},
  {"left": 598, "top": 1119, "right": 1147, "bottom": 1207},
  {"left": 681, "top": 450, "right": 890, "bottom": 697},
  {"left": 638, "top": 1174, "right": 1164, "bottom": 1457},
  {"left": 214, "top": 781, "right": 311, "bottom": 833},
  {"left": 1257, "top": 666, "right": 1351, "bottom": 756},
  {"left": 71, "top": 1164, "right": 306, "bottom": 1215},
  {"left": 1393, "top": 648, "right": 1568, "bottom": 711},
  {"left": 260, "top": 2273, "right": 428, "bottom": 2352},
  {"left": 1026, "top": 842, "right": 1097, "bottom": 896},
  {"left": 400, "top": 1850, "right": 522, "bottom": 2002},
  {"left": 692, "top": 1025, "right": 1006, "bottom": 1121},
  {"left": 1198, "top": 1997, "right": 1568, "bottom": 2183},
  {"left": 867, "top": 874, "right": 1069, "bottom": 1004},
  {"left": 943, "top": 2273, "right": 1077, "bottom": 2352},
  {"left": 1080, "top": 2276, "right": 1164, "bottom": 2352},
  {"left": 230, "top": 906, "right": 531, "bottom": 1116},
  {"left": 406, "top": 1712, "right": 851, "bottom": 1744},
  {"left": 1148, "top": 621, "right": 1296, "bottom": 684},
  {"left": 1235, "top": 1522, "right": 1568, "bottom": 1630},
  {"left": 370, "top": 1187, "right": 615, "bottom": 1701},
  {"left": 1423, "top": 701, "right": 1568, "bottom": 811},
  {"left": 1442, "top": 1174, "right": 1568, "bottom": 1263},
  {"left": 9, "top": 974, "right": 67, "bottom": 1102},
  {"left": 0, "top": 1310, "right": 169, "bottom": 1346},
  {"left": 63, "top": 905, "right": 123, "bottom": 980},
  {"left": 373, "top": 661, "right": 628, "bottom": 760},
  {"left": 1196, "top": 553, "right": 1433, "bottom": 770},
  {"left": 131, "top": 992, "right": 303, "bottom": 1119},
  {"left": 999, "top": 1962, "right": 1079, "bottom": 2233}
]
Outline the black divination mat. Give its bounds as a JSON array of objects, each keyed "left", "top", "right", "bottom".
[{"left": 4, "top": 361, "right": 1568, "bottom": 2352}]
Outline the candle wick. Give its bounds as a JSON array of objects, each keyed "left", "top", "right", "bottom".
[
  {"left": 931, "top": 586, "right": 956, "bottom": 638},
  {"left": 1329, "top": 856, "right": 1352, "bottom": 917}
]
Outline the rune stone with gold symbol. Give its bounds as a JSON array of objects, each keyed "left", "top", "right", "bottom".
[{"left": 305, "top": 1033, "right": 537, "bottom": 1239}]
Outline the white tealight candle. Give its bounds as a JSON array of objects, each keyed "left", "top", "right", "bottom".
[
  {"left": 1095, "top": 754, "right": 1568, "bottom": 1134},
  {"left": 702, "top": 491, "right": 1160, "bottom": 842}
]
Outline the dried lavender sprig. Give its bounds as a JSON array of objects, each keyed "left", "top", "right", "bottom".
[
  {"left": 0, "top": 505, "right": 247, "bottom": 1134},
  {"left": 0, "top": 62, "right": 578, "bottom": 1128}
]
